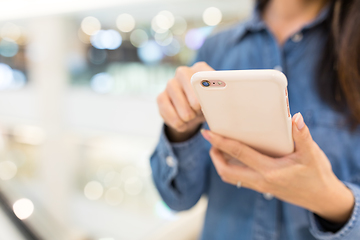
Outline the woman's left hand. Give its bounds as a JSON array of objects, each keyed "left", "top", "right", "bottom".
[{"left": 201, "top": 112, "right": 355, "bottom": 223}]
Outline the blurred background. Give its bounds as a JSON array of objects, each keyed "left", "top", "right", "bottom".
[{"left": 0, "top": 0, "right": 253, "bottom": 239}]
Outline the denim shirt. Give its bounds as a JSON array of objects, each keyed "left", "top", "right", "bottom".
[{"left": 150, "top": 6, "right": 360, "bottom": 240}]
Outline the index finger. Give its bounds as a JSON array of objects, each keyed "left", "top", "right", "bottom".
[
  {"left": 174, "top": 66, "right": 201, "bottom": 112},
  {"left": 201, "top": 130, "right": 275, "bottom": 173},
  {"left": 190, "top": 62, "right": 214, "bottom": 109}
]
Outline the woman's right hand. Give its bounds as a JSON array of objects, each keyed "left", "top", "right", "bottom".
[{"left": 156, "top": 62, "right": 214, "bottom": 142}]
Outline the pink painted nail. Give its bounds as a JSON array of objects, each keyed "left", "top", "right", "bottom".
[
  {"left": 201, "top": 129, "right": 211, "bottom": 141},
  {"left": 295, "top": 113, "right": 305, "bottom": 130}
]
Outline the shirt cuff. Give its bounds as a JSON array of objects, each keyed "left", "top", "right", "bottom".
[
  {"left": 309, "top": 182, "right": 360, "bottom": 240},
  {"left": 314, "top": 214, "right": 346, "bottom": 233},
  {"left": 170, "top": 123, "right": 210, "bottom": 167},
  {"left": 155, "top": 123, "right": 209, "bottom": 183}
]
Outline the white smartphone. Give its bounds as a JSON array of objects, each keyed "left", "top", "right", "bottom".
[{"left": 191, "top": 69, "right": 294, "bottom": 157}]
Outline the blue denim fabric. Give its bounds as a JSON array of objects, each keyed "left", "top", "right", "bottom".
[{"left": 150, "top": 6, "right": 360, "bottom": 240}]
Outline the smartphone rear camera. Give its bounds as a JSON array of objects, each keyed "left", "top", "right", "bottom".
[{"left": 201, "top": 80, "right": 210, "bottom": 87}]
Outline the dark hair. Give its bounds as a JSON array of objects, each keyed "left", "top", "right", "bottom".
[{"left": 259, "top": 0, "right": 360, "bottom": 125}]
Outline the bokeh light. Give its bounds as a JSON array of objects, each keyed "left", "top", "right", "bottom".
[
  {"left": 0, "top": 39, "right": 19, "bottom": 57},
  {"left": 124, "top": 177, "right": 143, "bottom": 196},
  {"left": 78, "top": 28, "right": 91, "bottom": 44},
  {"left": 157, "top": 11, "right": 175, "bottom": 29},
  {"left": 13, "top": 198, "right": 34, "bottom": 220},
  {"left": 81, "top": 16, "right": 101, "bottom": 35},
  {"left": 0, "top": 64, "right": 26, "bottom": 90},
  {"left": 171, "top": 17, "right": 187, "bottom": 35},
  {"left": 116, "top": 13, "right": 136, "bottom": 33},
  {"left": 96, "top": 164, "right": 113, "bottom": 181},
  {"left": 162, "top": 38, "right": 181, "bottom": 56},
  {"left": 130, "top": 29, "right": 148, "bottom": 48},
  {"left": 203, "top": 7, "right": 222, "bottom": 26},
  {"left": 0, "top": 161, "right": 17, "bottom": 180},
  {"left": 137, "top": 40, "right": 163, "bottom": 64},
  {"left": 120, "top": 165, "right": 138, "bottom": 182},
  {"left": 185, "top": 28, "right": 206, "bottom": 50},
  {"left": 0, "top": 63, "right": 13, "bottom": 90},
  {"left": 1, "top": 22, "right": 21, "bottom": 41},
  {"left": 84, "top": 181, "right": 104, "bottom": 200},
  {"left": 154, "top": 31, "right": 173, "bottom": 46},
  {"left": 151, "top": 19, "right": 166, "bottom": 34},
  {"left": 90, "top": 72, "right": 114, "bottom": 94},
  {"left": 105, "top": 187, "right": 124, "bottom": 206},
  {"left": 9, "top": 70, "right": 26, "bottom": 89},
  {"left": 151, "top": 11, "right": 175, "bottom": 33},
  {"left": 90, "top": 30, "right": 122, "bottom": 50},
  {"left": 103, "top": 171, "right": 118, "bottom": 188}
]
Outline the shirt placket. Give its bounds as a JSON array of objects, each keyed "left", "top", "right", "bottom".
[
  {"left": 251, "top": 30, "right": 283, "bottom": 240},
  {"left": 252, "top": 193, "right": 281, "bottom": 240}
]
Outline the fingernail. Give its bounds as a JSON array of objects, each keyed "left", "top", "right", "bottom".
[
  {"left": 201, "top": 129, "right": 211, "bottom": 141},
  {"left": 294, "top": 112, "right": 305, "bottom": 130}
]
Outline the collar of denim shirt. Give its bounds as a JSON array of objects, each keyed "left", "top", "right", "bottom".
[{"left": 228, "top": 3, "right": 331, "bottom": 45}]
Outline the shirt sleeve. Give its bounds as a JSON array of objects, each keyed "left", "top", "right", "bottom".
[
  {"left": 150, "top": 123, "right": 211, "bottom": 211},
  {"left": 309, "top": 182, "right": 360, "bottom": 239},
  {"left": 150, "top": 33, "right": 215, "bottom": 211},
  {"left": 314, "top": 214, "right": 346, "bottom": 233}
]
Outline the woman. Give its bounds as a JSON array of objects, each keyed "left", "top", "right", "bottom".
[{"left": 151, "top": 0, "right": 360, "bottom": 239}]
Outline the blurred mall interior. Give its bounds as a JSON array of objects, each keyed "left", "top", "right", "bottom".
[{"left": 0, "top": 0, "right": 253, "bottom": 239}]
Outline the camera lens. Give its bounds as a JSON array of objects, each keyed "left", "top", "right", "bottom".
[{"left": 201, "top": 80, "right": 210, "bottom": 87}]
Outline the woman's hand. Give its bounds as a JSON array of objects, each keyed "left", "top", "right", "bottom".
[
  {"left": 157, "top": 62, "right": 214, "bottom": 142},
  {"left": 201, "top": 112, "right": 355, "bottom": 223}
]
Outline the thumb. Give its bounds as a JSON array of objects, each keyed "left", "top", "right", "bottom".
[{"left": 292, "top": 112, "right": 314, "bottom": 152}]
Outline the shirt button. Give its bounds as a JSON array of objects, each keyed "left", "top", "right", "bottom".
[
  {"left": 166, "top": 156, "right": 175, "bottom": 167},
  {"left": 263, "top": 193, "right": 274, "bottom": 200},
  {"left": 274, "top": 65, "right": 283, "bottom": 72},
  {"left": 292, "top": 32, "right": 303, "bottom": 42}
]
